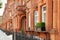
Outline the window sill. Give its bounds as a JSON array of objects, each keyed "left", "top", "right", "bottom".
[{"left": 26, "top": 30, "right": 49, "bottom": 33}]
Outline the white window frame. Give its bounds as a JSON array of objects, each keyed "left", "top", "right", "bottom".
[
  {"left": 42, "top": 5, "right": 46, "bottom": 22},
  {"left": 34, "top": 11, "right": 38, "bottom": 25},
  {"left": 29, "top": 13, "right": 30, "bottom": 27}
]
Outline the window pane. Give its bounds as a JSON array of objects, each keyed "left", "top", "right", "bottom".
[
  {"left": 43, "top": 7, "right": 46, "bottom": 11},
  {"left": 42, "top": 5, "right": 46, "bottom": 22},
  {"left": 34, "top": 11, "right": 38, "bottom": 25},
  {"left": 35, "top": 11, "right": 38, "bottom": 15}
]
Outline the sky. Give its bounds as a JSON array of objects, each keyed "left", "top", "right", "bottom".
[{"left": 0, "top": 0, "right": 7, "bottom": 16}]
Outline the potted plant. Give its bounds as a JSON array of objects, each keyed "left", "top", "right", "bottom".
[
  {"left": 35, "top": 22, "right": 46, "bottom": 31},
  {"left": 40, "top": 22, "right": 45, "bottom": 31},
  {"left": 35, "top": 22, "right": 42, "bottom": 31}
]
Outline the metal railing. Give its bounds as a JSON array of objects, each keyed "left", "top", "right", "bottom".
[{"left": 13, "top": 32, "right": 45, "bottom": 40}]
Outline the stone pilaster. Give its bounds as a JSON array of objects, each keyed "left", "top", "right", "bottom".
[
  {"left": 50, "top": 0, "right": 59, "bottom": 40},
  {"left": 17, "top": 15, "right": 21, "bottom": 32},
  {"left": 46, "top": 0, "right": 54, "bottom": 40},
  {"left": 12, "top": 17, "right": 18, "bottom": 32},
  {"left": 58, "top": 0, "right": 60, "bottom": 32},
  {"left": 53, "top": 0, "right": 58, "bottom": 32},
  {"left": 38, "top": 5, "right": 42, "bottom": 22},
  {"left": 46, "top": 0, "right": 53, "bottom": 31},
  {"left": 56, "top": 0, "right": 60, "bottom": 40},
  {"left": 26, "top": 13, "right": 29, "bottom": 30},
  {"left": 30, "top": 8, "right": 35, "bottom": 31}
]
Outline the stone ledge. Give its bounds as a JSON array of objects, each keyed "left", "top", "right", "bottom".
[{"left": 26, "top": 30, "right": 49, "bottom": 33}]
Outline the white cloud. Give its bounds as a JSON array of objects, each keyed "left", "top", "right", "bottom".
[{"left": 0, "top": 0, "right": 7, "bottom": 16}]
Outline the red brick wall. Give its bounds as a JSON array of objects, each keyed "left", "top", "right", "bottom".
[{"left": 2, "top": 0, "right": 60, "bottom": 40}]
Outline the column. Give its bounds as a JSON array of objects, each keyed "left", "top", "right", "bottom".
[
  {"left": 30, "top": 8, "right": 35, "bottom": 31},
  {"left": 26, "top": 13, "right": 29, "bottom": 30},
  {"left": 58, "top": 0, "right": 60, "bottom": 32},
  {"left": 30, "top": 0, "right": 35, "bottom": 31},
  {"left": 46, "top": 0, "right": 53, "bottom": 31},
  {"left": 56, "top": 0, "right": 60, "bottom": 40},
  {"left": 50, "top": 0, "right": 58, "bottom": 40},
  {"left": 46, "top": 0, "right": 54, "bottom": 40},
  {"left": 38, "top": 5, "right": 42, "bottom": 22},
  {"left": 53, "top": 0, "right": 58, "bottom": 32},
  {"left": 17, "top": 15, "right": 21, "bottom": 32}
]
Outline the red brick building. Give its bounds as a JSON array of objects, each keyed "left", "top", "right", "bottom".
[{"left": 2, "top": 0, "right": 60, "bottom": 40}]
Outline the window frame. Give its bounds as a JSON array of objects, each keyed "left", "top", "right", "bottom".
[
  {"left": 42, "top": 5, "right": 46, "bottom": 22},
  {"left": 34, "top": 11, "right": 38, "bottom": 25},
  {"left": 28, "top": 13, "right": 31, "bottom": 28}
]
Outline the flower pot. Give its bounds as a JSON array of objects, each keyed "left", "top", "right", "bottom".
[
  {"left": 37, "top": 28, "right": 41, "bottom": 32},
  {"left": 41, "top": 27, "right": 46, "bottom": 31}
]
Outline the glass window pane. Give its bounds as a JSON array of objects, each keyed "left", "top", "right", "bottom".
[
  {"left": 43, "top": 7, "right": 46, "bottom": 11},
  {"left": 35, "top": 11, "right": 38, "bottom": 15},
  {"left": 34, "top": 11, "right": 38, "bottom": 25},
  {"left": 42, "top": 5, "right": 46, "bottom": 22}
]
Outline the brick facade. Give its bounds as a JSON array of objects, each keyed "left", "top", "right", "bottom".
[{"left": 1, "top": 0, "right": 60, "bottom": 40}]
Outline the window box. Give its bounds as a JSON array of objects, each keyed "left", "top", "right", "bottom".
[{"left": 35, "top": 22, "right": 46, "bottom": 31}]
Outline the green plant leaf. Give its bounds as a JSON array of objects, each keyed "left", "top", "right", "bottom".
[{"left": 35, "top": 22, "right": 45, "bottom": 29}]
